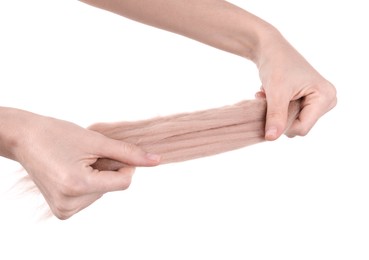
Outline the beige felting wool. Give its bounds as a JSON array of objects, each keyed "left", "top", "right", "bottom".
[{"left": 90, "top": 99, "right": 301, "bottom": 171}]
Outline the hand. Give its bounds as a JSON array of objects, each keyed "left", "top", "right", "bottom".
[
  {"left": 254, "top": 30, "right": 337, "bottom": 140},
  {"left": 10, "top": 110, "right": 160, "bottom": 219}
]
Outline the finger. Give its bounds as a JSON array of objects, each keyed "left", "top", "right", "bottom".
[
  {"left": 94, "top": 134, "right": 161, "bottom": 166},
  {"left": 255, "top": 91, "right": 266, "bottom": 99},
  {"left": 285, "top": 90, "right": 337, "bottom": 138},
  {"left": 285, "top": 101, "right": 322, "bottom": 138},
  {"left": 87, "top": 166, "right": 136, "bottom": 193},
  {"left": 265, "top": 94, "right": 290, "bottom": 141}
]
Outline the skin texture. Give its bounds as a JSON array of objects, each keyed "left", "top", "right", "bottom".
[{"left": 0, "top": 0, "right": 337, "bottom": 219}]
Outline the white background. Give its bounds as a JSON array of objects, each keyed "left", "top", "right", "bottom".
[{"left": 0, "top": 0, "right": 368, "bottom": 259}]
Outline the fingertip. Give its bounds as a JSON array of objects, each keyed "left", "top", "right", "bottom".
[
  {"left": 265, "top": 126, "right": 279, "bottom": 141},
  {"left": 145, "top": 153, "right": 161, "bottom": 162},
  {"left": 255, "top": 91, "right": 266, "bottom": 99},
  {"left": 145, "top": 153, "right": 162, "bottom": 166}
]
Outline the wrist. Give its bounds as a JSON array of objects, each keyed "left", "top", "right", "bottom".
[
  {"left": 248, "top": 24, "right": 285, "bottom": 67},
  {"left": 230, "top": 9, "right": 285, "bottom": 66},
  {"left": 0, "top": 107, "right": 38, "bottom": 162}
]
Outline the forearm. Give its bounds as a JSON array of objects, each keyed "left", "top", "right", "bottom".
[{"left": 79, "top": 0, "right": 279, "bottom": 62}]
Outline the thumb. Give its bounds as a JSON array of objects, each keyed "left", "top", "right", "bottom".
[
  {"left": 94, "top": 134, "right": 161, "bottom": 167},
  {"left": 265, "top": 95, "right": 290, "bottom": 141}
]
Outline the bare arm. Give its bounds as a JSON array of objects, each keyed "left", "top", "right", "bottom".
[
  {"left": 80, "top": 0, "right": 270, "bottom": 62},
  {"left": 80, "top": 0, "right": 337, "bottom": 140}
]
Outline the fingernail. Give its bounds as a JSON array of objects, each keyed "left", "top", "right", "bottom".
[
  {"left": 266, "top": 127, "right": 277, "bottom": 140},
  {"left": 146, "top": 153, "right": 161, "bottom": 162}
]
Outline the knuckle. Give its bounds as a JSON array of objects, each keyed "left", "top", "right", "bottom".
[
  {"left": 118, "top": 175, "right": 133, "bottom": 190},
  {"left": 59, "top": 185, "right": 78, "bottom": 197},
  {"left": 267, "top": 110, "right": 286, "bottom": 125},
  {"left": 122, "top": 142, "right": 138, "bottom": 155},
  {"left": 121, "top": 181, "right": 131, "bottom": 190},
  {"left": 286, "top": 123, "right": 311, "bottom": 137},
  {"left": 267, "top": 111, "right": 284, "bottom": 119},
  {"left": 54, "top": 211, "right": 72, "bottom": 220},
  {"left": 51, "top": 200, "right": 74, "bottom": 220},
  {"left": 315, "top": 81, "right": 337, "bottom": 110},
  {"left": 323, "top": 83, "right": 337, "bottom": 108},
  {"left": 59, "top": 175, "right": 87, "bottom": 197}
]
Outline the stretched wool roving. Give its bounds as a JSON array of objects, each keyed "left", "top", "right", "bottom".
[{"left": 90, "top": 99, "right": 301, "bottom": 171}]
